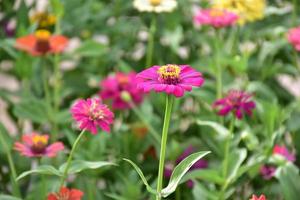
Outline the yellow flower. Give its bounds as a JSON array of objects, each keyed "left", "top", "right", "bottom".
[
  {"left": 133, "top": 0, "right": 177, "bottom": 13},
  {"left": 30, "top": 12, "right": 56, "bottom": 28},
  {"left": 213, "top": 0, "right": 266, "bottom": 25}
]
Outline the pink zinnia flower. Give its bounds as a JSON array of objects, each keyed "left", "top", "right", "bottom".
[
  {"left": 260, "top": 165, "right": 276, "bottom": 180},
  {"left": 14, "top": 133, "right": 64, "bottom": 158},
  {"left": 47, "top": 187, "right": 84, "bottom": 200},
  {"left": 136, "top": 64, "right": 204, "bottom": 97},
  {"left": 213, "top": 90, "right": 255, "bottom": 119},
  {"left": 250, "top": 194, "right": 266, "bottom": 200},
  {"left": 194, "top": 8, "right": 238, "bottom": 28},
  {"left": 273, "top": 145, "right": 296, "bottom": 162},
  {"left": 71, "top": 98, "right": 114, "bottom": 134},
  {"left": 100, "top": 72, "right": 144, "bottom": 110},
  {"left": 287, "top": 26, "right": 300, "bottom": 51}
]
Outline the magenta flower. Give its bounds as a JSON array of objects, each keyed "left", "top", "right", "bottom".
[
  {"left": 164, "top": 146, "right": 208, "bottom": 188},
  {"left": 71, "top": 98, "right": 114, "bottom": 134},
  {"left": 194, "top": 8, "right": 238, "bottom": 28},
  {"left": 287, "top": 26, "right": 300, "bottom": 51},
  {"left": 136, "top": 64, "right": 204, "bottom": 97},
  {"left": 213, "top": 90, "right": 255, "bottom": 119},
  {"left": 273, "top": 145, "right": 296, "bottom": 162},
  {"left": 100, "top": 72, "right": 144, "bottom": 110},
  {"left": 14, "top": 133, "right": 64, "bottom": 158},
  {"left": 260, "top": 165, "right": 276, "bottom": 180}
]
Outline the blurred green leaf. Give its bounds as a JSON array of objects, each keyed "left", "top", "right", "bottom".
[
  {"left": 74, "top": 40, "right": 107, "bottom": 57},
  {"left": 123, "top": 158, "right": 157, "bottom": 195},
  {"left": 275, "top": 163, "right": 300, "bottom": 200},
  {"left": 0, "top": 195, "right": 22, "bottom": 200},
  {"left": 197, "top": 120, "right": 229, "bottom": 138},
  {"left": 13, "top": 98, "right": 49, "bottom": 124},
  {"left": 162, "top": 151, "right": 210, "bottom": 197},
  {"left": 225, "top": 148, "right": 247, "bottom": 183},
  {"left": 181, "top": 169, "right": 224, "bottom": 185},
  {"left": 59, "top": 160, "right": 116, "bottom": 174},
  {"left": 17, "top": 165, "right": 62, "bottom": 181}
]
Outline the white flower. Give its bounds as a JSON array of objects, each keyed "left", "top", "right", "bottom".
[{"left": 133, "top": 0, "right": 177, "bottom": 13}]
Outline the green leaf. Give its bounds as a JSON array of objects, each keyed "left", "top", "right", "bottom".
[
  {"left": 123, "top": 158, "right": 157, "bottom": 195},
  {"left": 13, "top": 98, "right": 49, "bottom": 124},
  {"left": 225, "top": 149, "right": 247, "bottom": 183},
  {"left": 0, "top": 195, "right": 22, "bottom": 200},
  {"left": 17, "top": 165, "right": 62, "bottom": 181},
  {"left": 161, "top": 151, "right": 211, "bottom": 198},
  {"left": 197, "top": 120, "right": 229, "bottom": 138},
  {"left": 59, "top": 160, "right": 116, "bottom": 174},
  {"left": 275, "top": 163, "right": 300, "bottom": 200},
  {"left": 74, "top": 40, "right": 107, "bottom": 57},
  {"left": 181, "top": 169, "right": 224, "bottom": 185}
]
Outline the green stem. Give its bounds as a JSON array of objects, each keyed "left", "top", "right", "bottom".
[
  {"left": 293, "top": 50, "right": 299, "bottom": 71},
  {"left": 0, "top": 130, "right": 21, "bottom": 197},
  {"left": 215, "top": 30, "right": 223, "bottom": 99},
  {"left": 129, "top": 101, "right": 160, "bottom": 144},
  {"left": 59, "top": 129, "right": 86, "bottom": 187},
  {"left": 156, "top": 95, "right": 174, "bottom": 200},
  {"left": 220, "top": 117, "right": 235, "bottom": 199},
  {"left": 292, "top": 0, "right": 297, "bottom": 26},
  {"left": 41, "top": 58, "right": 51, "bottom": 112},
  {"left": 52, "top": 54, "right": 61, "bottom": 141},
  {"left": 146, "top": 16, "right": 157, "bottom": 68}
]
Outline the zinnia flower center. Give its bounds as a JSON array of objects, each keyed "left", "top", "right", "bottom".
[
  {"left": 31, "top": 135, "right": 48, "bottom": 153},
  {"left": 158, "top": 64, "right": 181, "bottom": 84},
  {"left": 210, "top": 9, "right": 225, "bottom": 17},
  {"left": 150, "top": 0, "right": 162, "bottom": 6},
  {"left": 117, "top": 75, "right": 129, "bottom": 85},
  {"left": 34, "top": 29, "right": 51, "bottom": 53},
  {"left": 55, "top": 193, "right": 69, "bottom": 200},
  {"left": 89, "top": 101, "right": 105, "bottom": 121}
]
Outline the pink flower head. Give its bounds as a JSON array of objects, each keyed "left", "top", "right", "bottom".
[
  {"left": 136, "top": 64, "right": 204, "bottom": 97},
  {"left": 71, "top": 98, "right": 114, "bottom": 134},
  {"left": 250, "top": 195, "right": 266, "bottom": 200},
  {"left": 100, "top": 72, "right": 144, "bottom": 110},
  {"left": 287, "top": 26, "right": 300, "bottom": 51},
  {"left": 14, "top": 133, "right": 64, "bottom": 158},
  {"left": 260, "top": 165, "right": 276, "bottom": 180},
  {"left": 273, "top": 145, "right": 296, "bottom": 162},
  {"left": 194, "top": 8, "right": 238, "bottom": 28},
  {"left": 213, "top": 90, "right": 255, "bottom": 119}
]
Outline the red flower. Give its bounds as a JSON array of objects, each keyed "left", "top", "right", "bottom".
[
  {"left": 250, "top": 194, "right": 266, "bottom": 200},
  {"left": 15, "top": 29, "right": 68, "bottom": 56},
  {"left": 47, "top": 187, "right": 84, "bottom": 200}
]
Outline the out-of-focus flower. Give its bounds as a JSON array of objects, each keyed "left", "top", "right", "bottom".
[
  {"left": 30, "top": 12, "right": 56, "bottom": 28},
  {"left": 250, "top": 194, "right": 266, "bottom": 200},
  {"left": 14, "top": 133, "right": 64, "bottom": 158},
  {"left": 2, "top": 21, "right": 15, "bottom": 37},
  {"left": 143, "top": 145, "right": 157, "bottom": 160},
  {"left": 15, "top": 29, "right": 68, "bottom": 56},
  {"left": 71, "top": 98, "right": 114, "bottom": 134},
  {"left": 260, "top": 165, "right": 276, "bottom": 180},
  {"left": 164, "top": 146, "right": 208, "bottom": 188},
  {"left": 213, "top": 90, "right": 255, "bottom": 119},
  {"left": 133, "top": 0, "right": 177, "bottom": 13},
  {"left": 214, "top": 0, "right": 266, "bottom": 25},
  {"left": 47, "top": 187, "right": 84, "bottom": 200},
  {"left": 287, "top": 26, "right": 300, "bottom": 51},
  {"left": 131, "top": 123, "right": 149, "bottom": 139},
  {"left": 136, "top": 64, "right": 204, "bottom": 97},
  {"left": 193, "top": 8, "right": 238, "bottom": 28},
  {"left": 100, "top": 72, "right": 144, "bottom": 110},
  {"left": 273, "top": 145, "right": 296, "bottom": 162}
]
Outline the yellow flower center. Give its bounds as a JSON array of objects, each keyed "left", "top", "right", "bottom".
[
  {"left": 32, "top": 135, "right": 48, "bottom": 153},
  {"left": 210, "top": 9, "right": 225, "bottom": 17},
  {"left": 150, "top": 0, "right": 162, "bottom": 6},
  {"left": 157, "top": 64, "right": 181, "bottom": 84},
  {"left": 35, "top": 29, "right": 51, "bottom": 41},
  {"left": 89, "top": 101, "right": 105, "bottom": 121},
  {"left": 30, "top": 12, "right": 57, "bottom": 28}
]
